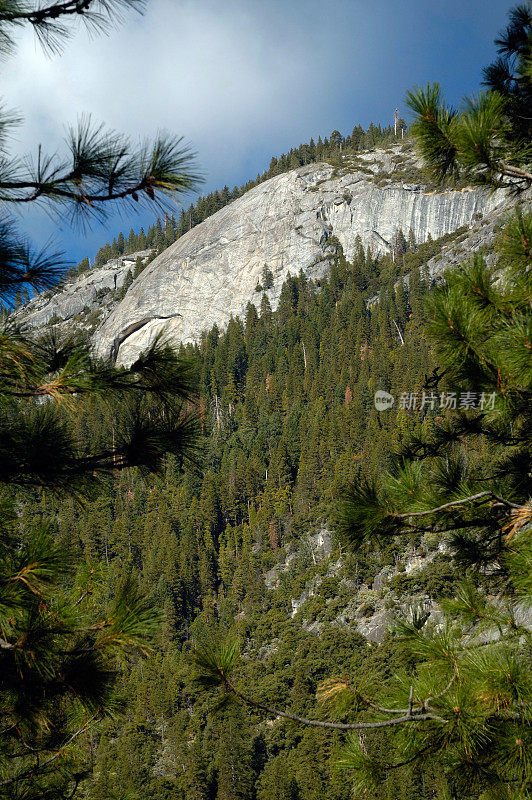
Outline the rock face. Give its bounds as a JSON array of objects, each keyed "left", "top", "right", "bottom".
[
  {"left": 92, "top": 153, "right": 508, "bottom": 365},
  {"left": 18, "top": 250, "right": 153, "bottom": 332}
]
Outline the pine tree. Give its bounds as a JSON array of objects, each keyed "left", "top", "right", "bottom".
[
  {"left": 0, "top": 3, "right": 200, "bottom": 798},
  {"left": 214, "top": 706, "right": 255, "bottom": 800},
  {"left": 137, "top": 226, "right": 148, "bottom": 249},
  {"left": 406, "top": 3, "right": 531, "bottom": 189},
  {"left": 194, "top": 212, "right": 532, "bottom": 799},
  {"left": 483, "top": 2, "right": 532, "bottom": 142}
]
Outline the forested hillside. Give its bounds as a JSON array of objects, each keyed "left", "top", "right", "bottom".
[
  {"left": 9, "top": 204, "right": 531, "bottom": 800},
  {"left": 22, "top": 239, "right": 463, "bottom": 800},
  {"left": 2, "top": 3, "right": 530, "bottom": 800},
  {"left": 6, "top": 98, "right": 530, "bottom": 800}
]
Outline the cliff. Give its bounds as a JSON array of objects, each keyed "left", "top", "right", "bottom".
[
  {"left": 92, "top": 148, "right": 509, "bottom": 365},
  {"left": 18, "top": 250, "right": 153, "bottom": 333},
  {"left": 19, "top": 144, "right": 514, "bottom": 365}
]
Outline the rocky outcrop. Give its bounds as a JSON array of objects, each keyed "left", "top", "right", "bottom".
[
  {"left": 18, "top": 144, "right": 518, "bottom": 364},
  {"left": 264, "top": 529, "right": 332, "bottom": 590},
  {"left": 91, "top": 149, "right": 509, "bottom": 365},
  {"left": 18, "top": 250, "right": 153, "bottom": 332}
]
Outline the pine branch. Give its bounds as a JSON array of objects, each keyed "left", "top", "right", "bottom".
[
  {"left": 0, "top": 124, "right": 201, "bottom": 226},
  {"left": 407, "top": 81, "right": 532, "bottom": 189},
  {"left": 339, "top": 675, "right": 413, "bottom": 716},
  {"left": 1, "top": 171, "right": 176, "bottom": 204},
  {"left": 423, "top": 668, "right": 458, "bottom": 711},
  {"left": 0, "top": 219, "right": 65, "bottom": 300},
  {"left": 501, "top": 160, "right": 532, "bottom": 181},
  {"left": 0, "top": 716, "right": 98, "bottom": 788},
  {"left": 377, "top": 743, "right": 437, "bottom": 772},
  {"left": 225, "top": 679, "right": 445, "bottom": 730},
  {"left": 0, "top": 0, "right": 130, "bottom": 23},
  {"left": 0, "top": 0, "right": 145, "bottom": 56},
  {"left": 393, "top": 491, "right": 520, "bottom": 518}
]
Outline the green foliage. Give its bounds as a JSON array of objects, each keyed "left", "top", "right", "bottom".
[
  {"left": 0, "top": 522, "right": 161, "bottom": 799},
  {"left": 407, "top": 4, "right": 532, "bottom": 189},
  {"left": 0, "top": 4, "right": 201, "bottom": 798},
  {"left": 405, "top": 83, "right": 459, "bottom": 183},
  {"left": 262, "top": 266, "right": 274, "bottom": 290},
  {"left": 4, "top": 222, "right": 440, "bottom": 800},
  {"left": 193, "top": 636, "right": 240, "bottom": 689},
  {"left": 0, "top": 331, "right": 198, "bottom": 488},
  {"left": 5, "top": 8, "right": 530, "bottom": 795},
  {"left": 338, "top": 211, "right": 532, "bottom": 570},
  {"left": 187, "top": 209, "right": 531, "bottom": 799},
  {"left": 331, "top": 215, "right": 532, "bottom": 795},
  {"left": 484, "top": 3, "right": 532, "bottom": 142},
  {"left": 389, "top": 557, "right": 456, "bottom": 599}
]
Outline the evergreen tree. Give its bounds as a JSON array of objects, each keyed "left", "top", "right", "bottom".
[
  {"left": 0, "top": 3, "right": 200, "bottom": 798},
  {"left": 406, "top": 3, "right": 531, "bottom": 189},
  {"left": 9, "top": 217, "right": 472, "bottom": 800},
  {"left": 195, "top": 212, "right": 532, "bottom": 800},
  {"left": 214, "top": 706, "right": 255, "bottom": 800},
  {"left": 190, "top": 10, "right": 532, "bottom": 786}
]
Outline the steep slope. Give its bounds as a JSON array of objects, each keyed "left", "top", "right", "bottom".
[
  {"left": 18, "top": 144, "right": 515, "bottom": 364},
  {"left": 29, "top": 248, "right": 522, "bottom": 800},
  {"left": 17, "top": 250, "right": 153, "bottom": 333},
  {"left": 92, "top": 150, "right": 508, "bottom": 365}
]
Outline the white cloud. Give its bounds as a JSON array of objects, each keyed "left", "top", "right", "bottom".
[
  {"left": 0, "top": 0, "right": 512, "bottom": 260},
  {"left": 4, "top": 1, "right": 331, "bottom": 172},
  {"left": 3, "top": 0, "right": 373, "bottom": 258}
]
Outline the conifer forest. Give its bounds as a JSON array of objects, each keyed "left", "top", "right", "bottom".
[{"left": 0, "top": 3, "right": 531, "bottom": 800}]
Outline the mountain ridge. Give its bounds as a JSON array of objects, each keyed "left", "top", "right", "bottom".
[
  {"left": 18, "top": 143, "right": 518, "bottom": 366},
  {"left": 92, "top": 146, "right": 510, "bottom": 365}
]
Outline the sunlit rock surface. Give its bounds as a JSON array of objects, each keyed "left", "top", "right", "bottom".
[
  {"left": 92, "top": 159, "right": 506, "bottom": 364},
  {"left": 19, "top": 144, "right": 513, "bottom": 365},
  {"left": 18, "top": 250, "right": 153, "bottom": 332}
]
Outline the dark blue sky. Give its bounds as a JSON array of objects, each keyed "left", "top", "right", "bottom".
[{"left": 4, "top": 0, "right": 516, "bottom": 266}]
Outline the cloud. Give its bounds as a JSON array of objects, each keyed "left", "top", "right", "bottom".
[
  {"left": 1, "top": 0, "right": 514, "bottom": 262},
  {"left": 5, "top": 1, "right": 326, "bottom": 167}
]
